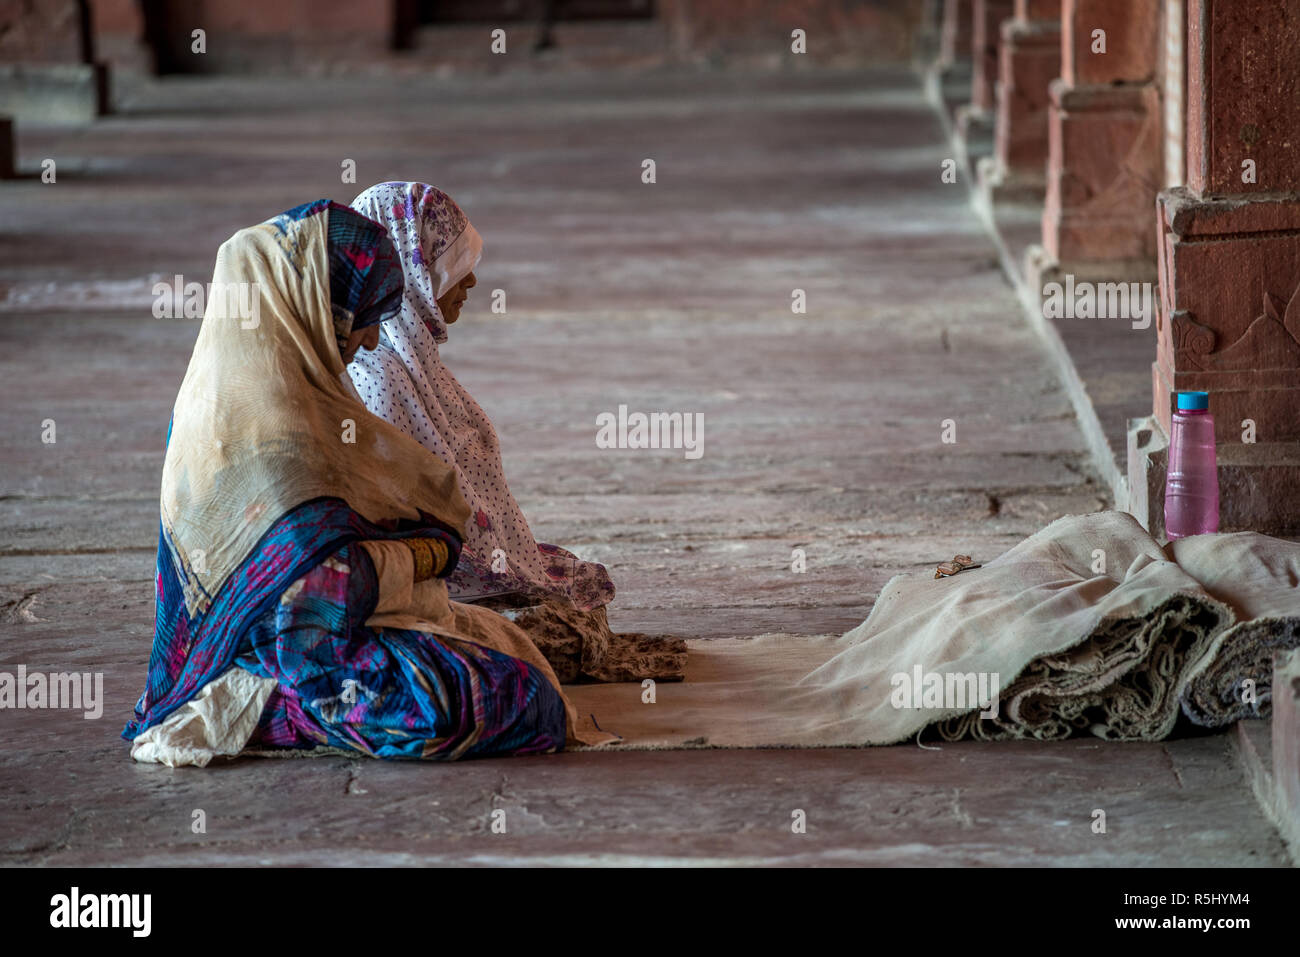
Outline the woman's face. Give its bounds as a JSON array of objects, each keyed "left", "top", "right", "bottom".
[
  {"left": 436, "top": 271, "right": 477, "bottom": 324},
  {"left": 341, "top": 324, "right": 380, "bottom": 364}
]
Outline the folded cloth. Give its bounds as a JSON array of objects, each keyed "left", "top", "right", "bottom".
[
  {"left": 1169, "top": 532, "right": 1300, "bottom": 726},
  {"left": 566, "top": 510, "right": 1299, "bottom": 749},
  {"left": 816, "top": 510, "right": 1299, "bottom": 744}
]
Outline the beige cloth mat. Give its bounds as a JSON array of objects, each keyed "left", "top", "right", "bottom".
[
  {"left": 567, "top": 633, "right": 844, "bottom": 749},
  {"left": 568, "top": 511, "right": 1300, "bottom": 749}
]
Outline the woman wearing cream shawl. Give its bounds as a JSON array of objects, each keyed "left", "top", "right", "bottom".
[
  {"left": 348, "top": 182, "right": 685, "bottom": 684},
  {"left": 125, "top": 199, "right": 612, "bottom": 767}
]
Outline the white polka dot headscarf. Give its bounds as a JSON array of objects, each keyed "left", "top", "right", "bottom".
[
  {"left": 351, "top": 182, "right": 482, "bottom": 344},
  {"left": 346, "top": 182, "right": 616, "bottom": 611}
]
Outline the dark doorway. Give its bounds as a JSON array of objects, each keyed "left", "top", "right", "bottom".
[{"left": 418, "top": 1, "right": 654, "bottom": 22}]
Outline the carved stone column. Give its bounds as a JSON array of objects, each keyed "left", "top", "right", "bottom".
[
  {"left": 981, "top": 0, "right": 1062, "bottom": 201},
  {"left": 0, "top": 0, "right": 110, "bottom": 123},
  {"left": 1129, "top": 0, "right": 1300, "bottom": 538},
  {"left": 971, "top": 0, "right": 1015, "bottom": 111},
  {"left": 956, "top": 0, "right": 1015, "bottom": 152},
  {"left": 938, "top": 0, "right": 974, "bottom": 70},
  {"left": 1041, "top": 0, "right": 1161, "bottom": 270}
]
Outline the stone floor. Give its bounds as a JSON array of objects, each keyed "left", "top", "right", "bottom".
[
  {"left": 926, "top": 63, "right": 1156, "bottom": 496},
  {"left": 0, "top": 65, "right": 1289, "bottom": 866}
]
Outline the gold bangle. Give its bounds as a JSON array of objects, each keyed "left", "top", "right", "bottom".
[
  {"left": 427, "top": 538, "right": 449, "bottom": 578},
  {"left": 404, "top": 537, "right": 451, "bottom": 582},
  {"left": 407, "top": 539, "right": 434, "bottom": 582}
]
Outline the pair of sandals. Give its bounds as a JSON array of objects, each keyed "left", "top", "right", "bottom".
[{"left": 934, "top": 554, "right": 981, "bottom": 580}]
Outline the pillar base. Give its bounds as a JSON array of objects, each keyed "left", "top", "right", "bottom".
[
  {"left": 937, "top": 57, "right": 973, "bottom": 91},
  {"left": 1026, "top": 246, "right": 1159, "bottom": 326},
  {"left": 954, "top": 105, "right": 996, "bottom": 166},
  {"left": 1127, "top": 415, "right": 1300, "bottom": 539},
  {"left": 0, "top": 62, "right": 110, "bottom": 124},
  {"left": 1026, "top": 246, "right": 1158, "bottom": 294},
  {"left": 926, "top": 56, "right": 973, "bottom": 128},
  {"left": 1043, "top": 80, "right": 1162, "bottom": 265},
  {"left": 977, "top": 153, "right": 1044, "bottom": 204},
  {"left": 991, "top": 15, "right": 1060, "bottom": 189}
]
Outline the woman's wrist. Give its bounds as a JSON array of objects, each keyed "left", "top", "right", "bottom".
[{"left": 402, "top": 537, "right": 450, "bottom": 582}]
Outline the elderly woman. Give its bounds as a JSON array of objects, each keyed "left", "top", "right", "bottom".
[
  {"left": 124, "top": 199, "right": 612, "bottom": 765},
  {"left": 347, "top": 182, "right": 684, "bottom": 683}
]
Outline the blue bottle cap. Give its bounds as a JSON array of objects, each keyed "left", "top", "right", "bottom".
[{"left": 1176, "top": 391, "right": 1209, "bottom": 411}]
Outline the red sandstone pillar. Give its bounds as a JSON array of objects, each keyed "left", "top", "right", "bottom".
[
  {"left": 89, "top": 0, "right": 150, "bottom": 74},
  {"left": 939, "top": 0, "right": 975, "bottom": 68},
  {"left": 982, "top": 0, "right": 1061, "bottom": 200},
  {"left": 955, "top": 0, "right": 1015, "bottom": 154},
  {"left": 1130, "top": 0, "right": 1300, "bottom": 540},
  {"left": 0, "top": 0, "right": 109, "bottom": 122},
  {"left": 1041, "top": 0, "right": 1161, "bottom": 267},
  {"left": 1154, "top": 0, "right": 1300, "bottom": 448},
  {"left": 970, "top": 0, "right": 1015, "bottom": 113}
]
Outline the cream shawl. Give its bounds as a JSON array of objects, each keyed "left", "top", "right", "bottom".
[{"left": 160, "top": 207, "right": 471, "bottom": 616}]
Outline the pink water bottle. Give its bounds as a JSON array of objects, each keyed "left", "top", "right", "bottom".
[{"left": 1164, "top": 390, "right": 1219, "bottom": 539}]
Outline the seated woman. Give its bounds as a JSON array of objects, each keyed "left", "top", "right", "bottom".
[
  {"left": 347, "top": 182, "right": 685, "bottom": 683},
  {"left": 123, "top": 199, "right": 611, "bottom": 765}
]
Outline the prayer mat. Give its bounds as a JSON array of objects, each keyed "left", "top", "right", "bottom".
[{"left": 566, "top": 511, "right": 1300, "bottom": 748}]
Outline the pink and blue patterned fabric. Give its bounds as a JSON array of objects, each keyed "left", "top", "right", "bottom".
[
  {"left": 239, "top": 538, "right": 566, "bottom": 758},
  {"left": 270, "top": 199, "right": 405, "bottom": 337},
  {"left": 126, "top": 475, "right": 565, "bottom": 758}
]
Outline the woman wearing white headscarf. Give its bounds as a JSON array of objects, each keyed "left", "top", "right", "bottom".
[{"left": 348, "top": 182, "right": 684, "bottom": 683}]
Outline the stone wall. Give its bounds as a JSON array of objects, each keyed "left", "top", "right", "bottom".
[
  {"left": 657, "top": 0, "right": 924, "bottom": 67},
  {"left": 0, "top": 0, "right": 86, "bottom": 64},
  {"left": 76, "top": 0, "right": 923, "bottom": 75},
  {"left": 0, "top": 0, "right": 107, "bottom": 123}
]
